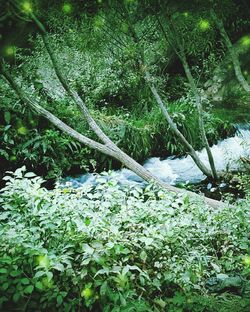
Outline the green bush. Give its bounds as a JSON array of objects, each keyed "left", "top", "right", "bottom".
[{"left": 0, "top": 167, "right": 249, "bottom": 311}]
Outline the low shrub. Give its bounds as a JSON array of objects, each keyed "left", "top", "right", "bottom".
[{"left": 0, "top": 167, "right": 249, "bottom": 311}]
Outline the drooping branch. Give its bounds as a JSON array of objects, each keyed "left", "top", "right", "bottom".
[{"left": 210, "top": 9, "right": 250, "bottom": 93}]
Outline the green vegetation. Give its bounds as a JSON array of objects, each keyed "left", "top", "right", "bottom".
[
  {"left": 1, "top": 0, "right": 247, "bottom": 179},
  {"left": 0, "top": 167, "right": 249, "bottom": 311},
  {"left": 0, "top": 85, "right": 233, "bottom": 179},
  {"left": 0, "top": 0, "right": 250, "bottom": 310}
]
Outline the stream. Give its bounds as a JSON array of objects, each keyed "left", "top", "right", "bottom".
[{"left": 62, "top": 125, "right": 250, "bottom": 189}]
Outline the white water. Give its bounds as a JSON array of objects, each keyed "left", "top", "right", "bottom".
[{"left": 63, "top": 127, "right": 250, "bottom": 188}]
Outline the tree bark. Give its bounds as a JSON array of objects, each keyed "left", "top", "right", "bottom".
[
  {"left": 0, "top": 7, "right": 226, "bottom": 208},
  {"left": 30, "top": 13, "right": 123, "bottom": 153},
  {"left": 210, "top": 9, "right": 250, "bottom": 93}
]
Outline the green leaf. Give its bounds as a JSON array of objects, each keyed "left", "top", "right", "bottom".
[
  {"left": 24, "top": 172, "right": 37, "bottom": 178},
  {"left": 34, "top": 271, "right": 46, "bottom": 278},
  {"left": 0, "top": 268, "right": 8, "bottom": 274},
  {"left": 10, "top": 270, "right": 22, "bottom": 277},
  {"left": 172, "top": 292, "right": 186, "bottom": 305},
  {"left": 139, "top": 250, "right": 147, "bottom": 262},
  {"left": 183, "top": 195, "right": 190, "bottom": 205},
  {"left": 13, "top": 293, "right": 20, "bottom": 303},
  {"left": 35, "top": 281, "right": 44, "bottom": 290},
  {"left": 57, "top": 294, "right": 63, "bottom": 305},
  {"left": 21, "top": 278, "right": 30, "bottom": 285},
  {"left": 85, "top": 217, "right": 91, "bottom": 226},
  {"left": 154, "top": 298, "right": 166, "bottom": 308},
  {"left": 100, "top": 281, "right": 108, "bottom": 296},
  {"left": 53, "top": 263, "right": 64, "bottom": 272},
  {"left": 2, "top": 282, "right": 9, "bottom": 291},
  {"left": 4, "top": 112, "right": 11, "bottom": 124},
  {"left": 24, "top": 285, "right": 34, "bottom": 294},
  {"left": 46, "top": 271, "right": 53, "bottom": 282}
]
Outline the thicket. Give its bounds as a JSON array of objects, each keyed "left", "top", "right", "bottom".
[
  {"left": 1, "top": 0, "right": 247, "bottom": 180},
  {"left": 0, "top": 167, "right": 249, "bottom": 311}
]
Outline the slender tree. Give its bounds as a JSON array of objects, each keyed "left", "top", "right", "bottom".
[
  {"left": 113, "top": 5, "right": 216, "bottom": 179},
  {"left": 0, "top": 61, "right": 223, "bottom": 209},
  {"left": 155, "top": 14, "right": 218, "bottom": 180},
  {"left": 210, "top": 9, "right": 250, "bottom": 93}
]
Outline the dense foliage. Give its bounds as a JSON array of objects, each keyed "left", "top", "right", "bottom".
[
  {"left": 0, "top": 167, "right": 249, "bottom": 311},
  {"left": 1, "top": 0, "right": 248, "bottom": 179},
  {"left": 0, "top": 1, "right": 250, "bottom": 311},
  {"left": 0, "top": 78, "right": 233, "bottom": 180}
]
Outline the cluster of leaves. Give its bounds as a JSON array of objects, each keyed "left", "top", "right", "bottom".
[
  {"left": 0, "top": 88, "right": 95, "bottom": 179},
  {"left": 0, "top": 167, "right": 249, "bottom": 311}
]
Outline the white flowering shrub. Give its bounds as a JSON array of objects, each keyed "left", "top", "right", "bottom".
[{"left": 0, "top": 167, "right": 249, "bottom": 311}]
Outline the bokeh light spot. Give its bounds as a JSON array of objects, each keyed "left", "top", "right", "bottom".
[
  {"left": 198, "top": 19, "right": 210, "bottom": 31},
  {"left": 240, "top": 35, "right": 250, "bottom": 47},
  {"left": 36, "top": 255, "right": 50, "bottom": 269},
  {"left": 22, "top": 1, "right": 33, "bottom": 13},
  {"left": 4, "top": 45, "right": 16, "bottom": 57},
  {"left": 17, "top": 126, "right": 28, "bottom": 135},
  {"left": 62, "top": 2, "right": 73, "bottom": 14},
  {"left": 243, "top": 255, "right": 250, "bottom": 266}
]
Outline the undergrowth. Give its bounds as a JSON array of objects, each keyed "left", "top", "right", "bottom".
[{"left": 0, "top": 167, "right": 249, "bottom": 311}]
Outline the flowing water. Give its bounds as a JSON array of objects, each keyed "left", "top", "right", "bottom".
[{"left": 63, "top": 125, "right": 250, "bottom": 188}]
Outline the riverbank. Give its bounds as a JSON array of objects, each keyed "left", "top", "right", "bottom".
[{"left": 61, "top": 125, "right": 250, "bottom": 200}]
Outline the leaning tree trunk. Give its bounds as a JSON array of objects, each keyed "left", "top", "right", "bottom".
[
  {"left": 32, "top": 12, "right": 215, "bottom": 185},
  {"left": 153, "top": 16, "right": 218, "bottom": 180},
  {"left": 31, "top": 13, "right": 121, "bottom": 151},
  {"left": 0, "top": 6, "right": 226, "bottom": 208},
  {"left": 144, "top": 71, "right": 213, "bottom": 178},
  {"left": 123, "top": 16, "right": 214, "bottom": 179},
  {"left": 210, "top": 9, "right": 250, "bottom": 93},
  {"left": 0, "top": 64, "right": 223, "bottom": 209},
  {"left": 179, "top": 51, "right": 218, "bottom": 180},
  {"left": 29, "top": 15, "right": 173, "bottom": 189},
  {"left": 0, "top": 66, "right": 160, "bottom": 187}
]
